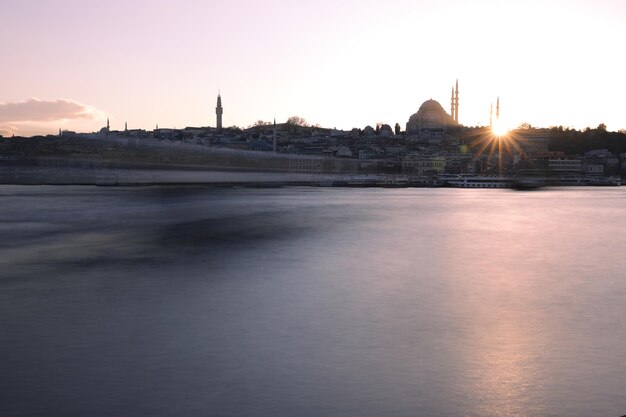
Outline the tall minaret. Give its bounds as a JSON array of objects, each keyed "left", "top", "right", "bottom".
[
  {"left": 496, "top": 96, "right": 500, "bottom": 120},
  {"left": 216, "top": 92, "right": 223, "bottom": 131},
  {"left": 450, "top": 87, "right": 455, "bottom": 121},
  {"left": 454, "top": 79, "right": 459, "bottom": 124},
  {"left": 272, "top": 118, "right": 277, "bottom": 152},
  {"left": 124, "top": 121, "right": 128, "bottom": 132},
  {"left": 106, "top": 118, "right": 110, "bottom": 131},
  {"left": 489, "top": 103, "right": 493, "bottom": 127}
]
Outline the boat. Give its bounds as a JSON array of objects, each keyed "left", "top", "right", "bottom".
[
  {"left": 510, "top": 177, "right": 547, "bottom": 190},
  {"left": 589, "top": 176, "right": 621, "bottom": 186},
  {"left": 443, "top": 175, "right": 513, "bottom": 188},
  {"left": 557, "top": 175, "right": 591, "bottom": 186}
]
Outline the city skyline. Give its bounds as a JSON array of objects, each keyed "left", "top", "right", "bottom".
[{"left": 2, "top": 0, "right": 625, "bottom": 137}]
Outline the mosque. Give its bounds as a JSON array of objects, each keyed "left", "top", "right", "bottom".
[{"left": 406, "top": 80, "right": 460, "bottom": 136}]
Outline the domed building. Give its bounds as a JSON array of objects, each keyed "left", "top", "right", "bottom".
[
  {"left": 406, "top": 80, "right": 460, "bottom": 136},
  {"left": 406, "top": 99, "right": 456, "bottom": 134}
]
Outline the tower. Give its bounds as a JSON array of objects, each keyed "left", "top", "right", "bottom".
[
  {"left": 489, "top": 103, "right": 493, "bottom": 127},
  {"left": 272, "top": 118, "right": 277, "bottom": 152},
  {"left": 106, "top": 118, "right": 110, "bottom": 131},
  {"left": 450, "top": 87, "right": 455, "bottom": 121},
  {"left": 496, "top": 96, "right": 500, "bottom": 120},
  {"left": 454, "top": 79, "right": 459, "bottom": 124},
  {"left": 124, "top": 121, "right": 128, "bottom": 132},
  {"left": 216, "top": 92, "right": 223, "bottom": 130}
]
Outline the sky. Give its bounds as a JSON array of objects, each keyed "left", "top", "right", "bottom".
[{"left": 1, "top": 0, "right": 625, "bottom": 136}]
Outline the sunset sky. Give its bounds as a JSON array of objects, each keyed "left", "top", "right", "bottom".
[{"left": 2, "top": 0, "right": 625, "bottom": 136}]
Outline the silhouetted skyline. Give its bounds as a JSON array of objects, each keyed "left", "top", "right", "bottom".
[{"left": 1, "top": 0, "right": 625, "bottom": 137}]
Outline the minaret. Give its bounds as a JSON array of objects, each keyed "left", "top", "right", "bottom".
[
  {"left": 216, "top": 92, "right": 223, "bottom": 131},
  {"left": 454, "top": 79, "right": 459, "bottom": 124},
  {"left": 496, "top": 96, "right": 500, "bottom": 120},
  {"left": 272, "top": 118, "right": 277, "bottom": 152},
  {"left": 450, "top": 87, "right": 455, "bottom": 121},
  {"left": 489, "top": 103, "right": 493, "bottom": 127},
  {"left": 106, "top": 118, "right": 110, "bottom": 131},
  {"left": 124, "top": 121, "right": 128, "bottom": 132}
]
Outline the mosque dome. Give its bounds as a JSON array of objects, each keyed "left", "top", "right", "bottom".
[
  {"left": 406, "top": 99, "right": 456, "bottom": 134},
  {"left": 418, "top": 99, "right": 445, "bottom": 113}
]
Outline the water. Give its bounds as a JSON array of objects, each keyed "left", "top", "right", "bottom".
[{"left": 2, "top": 185, "right": 626, "bottom": 417}]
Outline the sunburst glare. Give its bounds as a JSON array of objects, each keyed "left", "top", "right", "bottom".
[{"left": 491, "top": 120, "right": 509, "bottom": 137}]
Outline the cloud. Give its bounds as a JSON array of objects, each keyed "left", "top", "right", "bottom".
[{"left": 0, "top": 98, "right": 106, "bottom": 124}]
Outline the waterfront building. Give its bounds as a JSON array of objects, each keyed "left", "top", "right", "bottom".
[
  {"left": 515, "top": 128, "right": 550, "bottom": 157},
  {"left": 583, "top": 149, "right": 619, "bottom": 175},
  {"left": 289, "top": 155, "right": 324, "bottom": 174},
  {"left": 402, "top": 156, "right": 446, "bottom": 176},
  {"left": 358, "top": 149, "right": 378, "bottom": 159},
  {"left": 583, "top": 163, "right": 604, "bottom": 175},
  {"left": 548, "top": 158, "right": 582, "bottom": 173},
  {"left": 620, "top": 153, "right": 626, "bottom": 171}
]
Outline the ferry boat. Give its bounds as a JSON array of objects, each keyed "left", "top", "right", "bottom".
[
  {"left": 589, "top": 176, "right": 621, "bottom": 186},
  {"left": 557, "top": 175, "right": 591, "bottom": 186},
  {"left": 510, "top": 177, "right": 546, "bottom": 190},
  {"left": 443, "top": 175, "right": 513, "bottom": 188},
  {"left": 554, "top": 175, "right": 619, "bottom": 186}
]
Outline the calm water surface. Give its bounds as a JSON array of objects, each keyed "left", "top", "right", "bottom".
[{"left": 1, "top": 185, "right": 626, "bottom": 417}]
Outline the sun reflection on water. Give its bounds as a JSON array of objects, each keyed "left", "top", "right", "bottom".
[
  {"left": 434, "top": 192, "right": 552, "bottom": 417},
  {"left": 464, "top": 311, "right": 546, "bottom": 417}
]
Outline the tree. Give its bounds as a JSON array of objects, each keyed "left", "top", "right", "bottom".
[
  {"left": 518, "top": 122, "right": 532, "bottom": 130},
  {"left": 286, "top": 116, "right": 309, "bottom": 127},
  {"left": 286, "top": 116, "right": 309, "bottom": 135},
  {"left": 597, "top": 123, "right": 607, "bottom": 131},
  {"left": 252, "top": 120, "right": 270, "bottom": 127},
  {"left": 394, "top": 123, "right": 401, "bottom": 135}
]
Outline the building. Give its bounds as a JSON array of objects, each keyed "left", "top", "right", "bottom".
[
  {"left": 515, "top": 128, "right": 550, "bottom": 156},
  {"left": 583, "top": 149, "right": 619, "bottom": 175},
  {"left": 548, "top": 158, "right": 582, "bottom": 173},
  {"left": 402, "top": 156, "right": 446, "bottom": 176},
  {"left": 216, "top": 93, "right": 223, "bottom": 130},
  {"left": 406, "top": 81, "right": 459, "bottom": 137},
  {"left": 406, "top": 99, "right": 457, "bottom": 136},
  {"left": 289, "top": 156, "right": 324, "bottom": 174}
]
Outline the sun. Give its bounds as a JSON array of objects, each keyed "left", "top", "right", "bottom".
[{"left": 491, "top": 120, "right": 509, "bottom": 137}]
